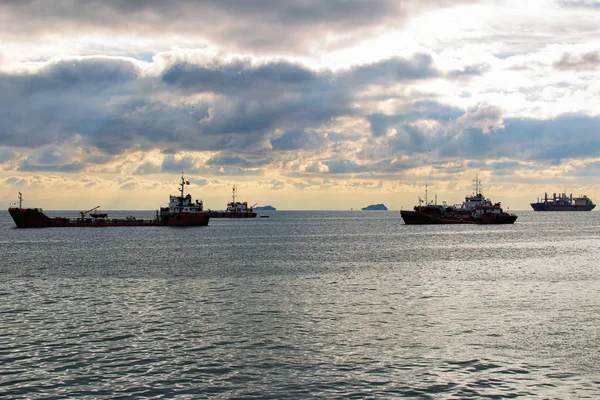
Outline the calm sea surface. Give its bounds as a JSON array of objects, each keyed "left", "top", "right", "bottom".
[{"left": 1, "top": 210, "right": 599, "bottom": 399}]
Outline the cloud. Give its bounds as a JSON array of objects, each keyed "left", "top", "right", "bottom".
[
  {"left": 558, "top": 0, "right": 600, "bottom": 9},
  {"left": 1, "top": 1, "right": 600, "bottom": 189},
  {"left": 0, "top": 148, "right": 15, "bottom": 163},
  {"left": 205, "top": 154, "right": 271, "bottom": 168},
  {"left": 17, "top": 159, "right": 84, "bottom": 172},
  {"left": 553, "top": 51, "right": 600, "bottom": 71},
  {"left": 0, "top": 1, "right": 475, "bottom": 55},
  {"left": 270, "top": 130, "right": 328, "bottom": 151},
  {"left": 132, "top": 162, "right": 161, "bottom": 175},
  {"left": 366, "top": 101, "right": 464, "bottom": 137},
  {"left": 161, "top": 155, "right": 199, "bottom": 173},
  {"left": 324, "top": 160, "right": 368, "bottom": 174},
  {"left": 2, "top": 53, "right": 443, "bottom": 162},
  {"left": 159, "top": 154, "right": 263, "bottom": 176},
  {"left": 342, "top": 54, "right": 440, "bottom": 85},
  {"left": 446, "top": 63, "right": 491, "bottom": 79}
]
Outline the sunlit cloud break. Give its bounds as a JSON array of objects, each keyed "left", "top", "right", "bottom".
[{"left": 2, "top": 0, "right": 600, "bottom": 210}]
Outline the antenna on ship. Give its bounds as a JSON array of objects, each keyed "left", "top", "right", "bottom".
[
  {"left": 179, "top": 173, "right": 186, "bottom": 208},
  {"left": 473, "top": 174, "right": 482, "bottom": 196},
  {"left": 425, "top": 184, "right": 428, "bottom": 205},
  {"left": 232, "top": 185, "right": 237, "bottom": 203}
]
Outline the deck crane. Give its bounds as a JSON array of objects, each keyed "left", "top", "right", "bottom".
[{"left": 80, "top": 205, "right": 101, "bottom": 220}]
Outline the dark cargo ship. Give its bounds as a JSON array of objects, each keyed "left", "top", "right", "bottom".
[
  {"left": 8, "top": 176, "right": 210, "bottom": 228},
  {"left": 531, "top": 192, "right": 595, "bottom": 211},
  {"left": 401, "top": 177, "right": 517, "bottom": 225}
]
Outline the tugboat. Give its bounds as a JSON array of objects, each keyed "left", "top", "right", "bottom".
[
  {"left": 401, "top": 177, "right": 517, "bottom": 225},
  {"left": 8, "top": 175, "right": 210, "bottom": 228},
  {"left": 531, "top": 192, "right": 595, "bottom": 211},
  {"left": 204, "top": 185, "right": 257, "bottom": 218}
]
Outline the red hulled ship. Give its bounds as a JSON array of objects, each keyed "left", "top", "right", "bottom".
[
  {"left": 8, "top": 176, "right": 210, "bottom": 228},
  {"left": 400, "top": 177, "right": 517, "bottom": 225}
]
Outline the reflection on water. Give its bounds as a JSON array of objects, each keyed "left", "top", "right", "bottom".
[{"left": 1, "top": 211, "right": 599, "bottom": 398}]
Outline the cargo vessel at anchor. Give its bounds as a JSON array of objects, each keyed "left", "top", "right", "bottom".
[
  {"left": 401, "top": 177, "right": 517, "bottom": 225},
  {"left": 530, "top": 192, "right": 595, "bottom": 211},
  {"left": 8, "top": 176, "right": 210, "bottom": 228},
  {"left": 204, "top": 185, "right": 257, "bottom": 218}
]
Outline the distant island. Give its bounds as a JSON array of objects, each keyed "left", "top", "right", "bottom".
[
  {"left": 361, "top": 204, "right": 388, "bottom": 211},
  {"left": 254, "top": 205, "right": 277, "bottom": 211}
]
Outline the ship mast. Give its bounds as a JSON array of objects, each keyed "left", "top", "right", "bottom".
[
  {"left": 18, "top": 192, "right": 22, "bottom": 209},
  {"left": 179, "top": 174, "right": 185, "bottom": 207},
  {"left": 232, "top": 185, "right": 237, "bottom": 203},
  {"left": 473, "top": 174, "right": 482, "bottom": 196}
]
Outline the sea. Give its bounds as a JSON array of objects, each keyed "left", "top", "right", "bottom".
[{"left": 1, "top": 210, "right": 599, "bottom": 399}]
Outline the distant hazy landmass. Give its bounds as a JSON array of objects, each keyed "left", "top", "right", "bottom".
[
  {"left": 254, "top": 205, "right": 277, "bottom": 211},
  {"left": 361, "top": 204, "right": 388, "bottom": 211}
]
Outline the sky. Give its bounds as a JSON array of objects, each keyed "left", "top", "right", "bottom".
[{"left": 2, "top": 0, "right": 600, "bottom": 210}]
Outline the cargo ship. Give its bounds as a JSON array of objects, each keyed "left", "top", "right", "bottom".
[
  {"left": 8, "top": 176, "right": 210, "bottom": 228},
  {"left": 401, "top": 177, "right": 517, "bottom": 225},
  {"left": 204, "top": 185, "right": 257, "bottom": 218},
  {"left": 530, "top": 192, "right": 595, "bottom": 211}
]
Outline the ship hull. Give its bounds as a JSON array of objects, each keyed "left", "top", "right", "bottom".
[
  {"left": 401, "top": 210, "right": 517, "bottom": 225},
  {"left": 9, "top": 208, "right": 209, "bottom": 228},
  {"left": 204, "top": 211, "right": 257, "bottom": 218},
  {"left": 159, "top": 212, "right": 210, "bottom": 226},
  {"left": 530, "top": 203, "right": 596, "bottom": 211}
]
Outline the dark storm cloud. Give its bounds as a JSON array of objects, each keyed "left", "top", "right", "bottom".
[
  {"left": 553, "top": 51, "right": 600, "bottom": 71},
  {"left": 0, "top": 1, "right": 475, "bottom": 53}
]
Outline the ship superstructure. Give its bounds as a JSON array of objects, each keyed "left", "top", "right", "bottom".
[
  {"left": 157, "top": 176, "right": 207, "bottom": 225},
  {"left": 531, "top": 192, "right": 595, "bottom": 211},
  {"left": 204, "top": 185, "right": 257, "bottom": 218},
  {"left": 401, "top": 176, "right": 517, "bottom": 225}
]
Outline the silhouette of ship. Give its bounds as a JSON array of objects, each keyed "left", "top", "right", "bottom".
[
  {"left": 530, "top": 192, "right": 595, "bottom": 211},
  {"left": 8, "top": 176, "right": 210, "bottom": 228},
  {"left": 401, "top": 176, "right": 517, "bottom": 225}
]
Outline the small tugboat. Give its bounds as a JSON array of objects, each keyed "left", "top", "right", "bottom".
[
  {"left": 401, "top": 177, "right": 517, "bottom": 225},
  {"left": 8, "top": 175, "right": 210, "bottom": 228},
  {"left": 204, "top": 185, "right": 257, "bottom": 218},
  {"left": 531, "top": 192, "right": 595, "bottom": 211}
]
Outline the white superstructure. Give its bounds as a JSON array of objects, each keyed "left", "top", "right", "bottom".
[
  {"left": 225, "top": 185, "right": 254, "bottom": 213},
  {"left": 161, "top": 175, "right": 204, "bottom": 216}
]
